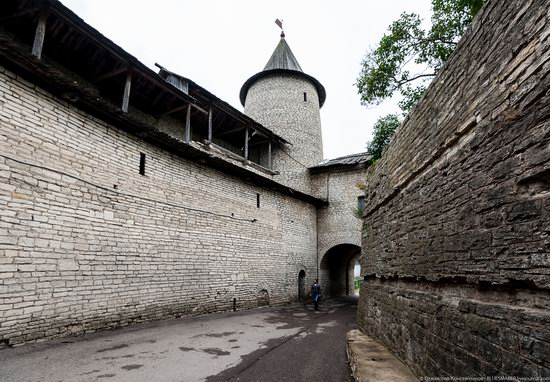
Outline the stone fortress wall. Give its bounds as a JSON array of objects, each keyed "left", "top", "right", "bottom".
[
  {"left": 0, "top": 66, "right": 320, "bottom": 346},
  {"left": 0, "top": 0, "right": 370, "bottom": 348},
  {"left": 358, "top": 0, "right": 550, "bottom": 377},
  {"left": 312, "top": 168, "right": 366, "bottom": 294}
]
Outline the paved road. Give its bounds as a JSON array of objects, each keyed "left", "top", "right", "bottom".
[{"left": 0, "top": 296, "right": 358, "bottom": 382}]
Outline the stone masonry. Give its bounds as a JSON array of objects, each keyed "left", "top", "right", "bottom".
[
  {"left": 0, "top": 66, "right": 319, "bottom": 345},
  {"left": 312, "top": 165, "right": 366, "bottom": 294},
  {"left": 0, "top": 0, "right": 370, "bottom": 346},
  {"left": 358, "top": 0, "right": 550, "bottom": 378},
  {"left": 313, "top": 168, "right": 364, "bottom": 256},
  {"left": 244, "top": 73, "right": 323, "bottom": 195}
]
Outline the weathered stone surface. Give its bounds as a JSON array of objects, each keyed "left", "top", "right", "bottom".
[
  {"left": 359, "top": 0, "right": 550, "bottom": 378},
  {"left": 0, "top": 65, "right": 322, "bottom": 346},
  {"left": 0, "top": 7, "right": 372, "bottom": 346}
]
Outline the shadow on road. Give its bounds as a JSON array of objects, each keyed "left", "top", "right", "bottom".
[{"left": 207, "top": 295, "right": 358, "bottom": 382}]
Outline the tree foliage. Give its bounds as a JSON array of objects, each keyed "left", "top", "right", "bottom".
[
  {"left": 366, "top": 114, "right": 401, "bottom": 160},
  {"left": 360, "top": 0, "right": 485, "bottom": 161},
  {"left": 357, "top": 0, "right": 484, "bottom": 112}
]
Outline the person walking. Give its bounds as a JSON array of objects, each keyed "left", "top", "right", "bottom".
[{"left": 311, "top": 279, "right": 321, "bottom": 310}]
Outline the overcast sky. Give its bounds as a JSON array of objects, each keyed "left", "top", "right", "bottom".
[{"left": 59, "top": 0, "right": 432, "bottom": 159}]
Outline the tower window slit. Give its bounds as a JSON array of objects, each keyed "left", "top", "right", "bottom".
[
  {"left": 257, "top": 193, "right": 261, "bottom": 208},
  {"left": 139, "top": 153, "right": 146, "bottom": 175},
  {"left": 303, "top": 92, "right": 307, "bottom": 102}
]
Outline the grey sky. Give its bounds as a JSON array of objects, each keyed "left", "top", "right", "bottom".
[{"left": 59, "top": 0, "right": 432, "bottom": 159}]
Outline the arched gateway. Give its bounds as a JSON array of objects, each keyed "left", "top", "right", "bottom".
[{"left": 320, "top": 244, "right": 361, "bottom": 297}]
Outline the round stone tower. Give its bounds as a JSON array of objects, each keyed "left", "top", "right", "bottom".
[{"left": 240, "top": 31, "right": 325, "bottom": 193}]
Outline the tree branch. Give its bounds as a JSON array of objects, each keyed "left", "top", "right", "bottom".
[{"left": 395, "top": 73, "right": 437, "bottom": 87}]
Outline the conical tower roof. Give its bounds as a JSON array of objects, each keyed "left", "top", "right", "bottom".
[
  {"left": 263, "top": 34, "right": 303, "bottom": 72},
  {"left": 240, "top": 33, "right": 326, "bottom": 107}
]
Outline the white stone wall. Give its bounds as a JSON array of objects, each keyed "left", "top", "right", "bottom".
[
  {"left": 312, "top": 168, "right": 367, "bottom": 291},
  {"left": 0, "top": 67, "right": 319, "bottom": 345},
  {"left": 312, "top": 169, "right": 365, "bottom": 257},
  {"left": 243, "top": 73, "right": 323, "bottom": 194}
]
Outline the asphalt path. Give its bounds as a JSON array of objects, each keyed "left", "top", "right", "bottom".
[{"left": 0, "top": 296, "right": 358, "bottom": 382}]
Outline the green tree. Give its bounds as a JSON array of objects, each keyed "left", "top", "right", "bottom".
[
  {"left": 359, "top": 0, "right": 485, "bottom": 160},
  {"left": 357, "top": 0, "right": 485, "bottom": 111},
  {"left": 366, "top": 114, "right": 400, "bottom": 161}
]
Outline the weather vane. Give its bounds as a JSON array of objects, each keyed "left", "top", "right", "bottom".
[{"left": 275, "top": 18, "right": 285, "bottom": 38}]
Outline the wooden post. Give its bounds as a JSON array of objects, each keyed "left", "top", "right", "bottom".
[
  {"left": 32, "top": 11, "right": 48, "bottom": 59},
  {"left": 121, "top": 71, "right": 132, "bottom": 113},
  {"left": 268, "top": 139, "right": 272, "bottom": 169},
  {"left": 244, "top": 126, "right": 249, "bottom": 160},
  {"left": 207, "top": 106, "right": 213, "bottom": 143},
  {"left": 185, "top": 104, "right": 191, "bottom": 143}
]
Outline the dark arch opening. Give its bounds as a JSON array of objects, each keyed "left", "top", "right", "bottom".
[
  {"left": 320, "top": 244, "right": 361, "bottom": 297},
  {"left": 298, "top": 270, "right": 306, "bottom": 302}
]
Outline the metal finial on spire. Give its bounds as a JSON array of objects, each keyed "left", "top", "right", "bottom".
[{"left": 275, "top": 19, "right": 285, "bottom": 38}]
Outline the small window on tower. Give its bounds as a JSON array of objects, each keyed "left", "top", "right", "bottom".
[
  {"left": 303, "top": 92, "right": 307, "bottom": 102},
  {"left": 139, "top": 153, "right": 146, "bottom": 175},
  {"left": 257, "top": 193, "right": 261, "bottom": 208}
]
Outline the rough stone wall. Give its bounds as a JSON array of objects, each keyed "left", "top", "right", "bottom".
[
  {"left": 244, "top": 73, "right": 323, "bottom": 194},
  {"left": 0, "top": 66, "right": 319, "bottom": 346},
  {"left": 359, "top": 0, "right": 550, "bottom": 378}
]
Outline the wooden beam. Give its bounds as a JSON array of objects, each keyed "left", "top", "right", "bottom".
[
  {"left": 191, "top": 103, "right": 209, "bottom": 115},
  {"left": 212, "top": 101, "right": 251, "bottom": 128},
  {"left": 248, "top": 139, "right": 270, "bottom": 148},
  {"left": 211, "top": 100, "right": 286, "bottom": 144},
  {"left": 88, "top": 45, "right": 104, "bottom": 63},
  {"left": 185, "top": 104, "right": 191, "bottom": 143},
  {"left": 244, "top": 126, "right": 249, "bottom": 160},
  {"left": 47, "top": 7, "right": 198, "bottom": 114},
  {"left": 32, "top": 11, "right": 49, "bottom": 59},
  {"left": 94, "top": 66, "right": 127, "bottom": 82},
  {"left": 132, "top": 69, "right": 196, "bottom": 104},
  {"left": 159, "top": 104, "right": 188, "bottom": 118},
  {"left": 151, "top": 93, "right": 170, "bottom": 109},
  {"left": 0, "top": 7, "right": 41, "bottom": 22},
  {"left": 72, "top": 35, "right": 87, "bottom": 52},
  {"left": 121, "top": 71, "right": 132, "bottom": 113},
  {"left": 157, "top": 102, "right": 206, "bottom": 119},
  {"left": 207, "top": 106, "right": 213, "bottom": 142},
  {"left": 218, "top": 126, "right": 245, "bottom": 137}
]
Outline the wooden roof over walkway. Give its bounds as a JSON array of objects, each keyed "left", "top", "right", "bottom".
[{"left": 0, "top": 0, "right": 326, "bottom": 207}]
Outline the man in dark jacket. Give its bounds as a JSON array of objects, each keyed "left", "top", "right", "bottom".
[{"left": 311, "top": 279, "right": 321, "bottom": 310}]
